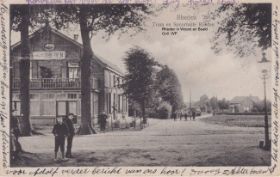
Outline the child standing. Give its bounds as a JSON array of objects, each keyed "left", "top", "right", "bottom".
[{"left": 52, "top": 117, "right": 69, "bottom": 161}]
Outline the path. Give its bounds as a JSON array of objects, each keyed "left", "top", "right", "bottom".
[{"left": 14, "top": 115, "right": 270, "bottom": 166}]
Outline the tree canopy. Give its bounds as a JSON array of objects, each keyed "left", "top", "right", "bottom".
[
  {"left": 123, "top": 47, "right": 156, "bottom": 123},
  {"left": 156, "top": 65, "right": 184, "bottom": 113},
  {"left": 52, "top": 4, "right": 153, "bottom": 37},
  {"left": 124, "top": 47, "right": 184, "bottom": 120},
  {"left": 212, "top": 3, "right": 271, "bottom": 57}
]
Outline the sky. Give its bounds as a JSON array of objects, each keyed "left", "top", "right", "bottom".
[{"left": 11, "top": 4, "right": 272, "bottom": 102}]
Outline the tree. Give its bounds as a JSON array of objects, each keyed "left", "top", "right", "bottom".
[
  {"left": 199, "top": 94, "right": 210, "bottom": 112},
  {"left": 156, "top": 65, "right": 183, "bottom": 114},
  {"left": 18, "top": 6, "right": 32, "bottom": 136},
  {"left": 11, "top": 6, "right": 32, "bottom": 136},
  {"left": 124, "top": 47, "right": 155, "bottom": 124},
  {"left": 11, "top": 5, "right": 55, "bottom": 136},
  {"left": 53, "top": 4, "right": 153, "bottom": 134},
  {"left": 212, "top": 4, "right": 271, "bottom": 57},
  {"left": 200, "top": 95, "right": 209, "bottom": 103},
  {"left": 209, "top": 97, "right": 219, "bottom": 111},
  {"left": 252, "top": 100, "right": 271, "bottom": 113},
  {"left": 217, "top": 98, "right": 230, "bottom": 110}
]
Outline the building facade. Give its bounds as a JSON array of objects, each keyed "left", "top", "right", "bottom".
[
  {"left": 229, "top": 96, "right": 259, "bottom": 113},
  {"left": 11, "top": 25, "right": 128, "bottom": 125}
]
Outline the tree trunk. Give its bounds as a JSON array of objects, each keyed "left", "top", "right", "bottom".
[
  {"left": 142, "top": 99, "right": 147, "bottom": 124},
  {"left": 78, "top": 7, "right": 95, "bottom": 135},
  {"left": 19, "top": 6, "right": 32, "bottom": 136}
]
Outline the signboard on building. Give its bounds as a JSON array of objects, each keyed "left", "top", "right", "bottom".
[{"left": 32, "top": 51, "right": 66, "bottom": 60}]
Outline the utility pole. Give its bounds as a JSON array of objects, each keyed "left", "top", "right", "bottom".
[
  {"left": 258, "top": 52, "right": 270, "bottom": 151},
  {"left": 189, "top": 89, "right": 192, "bottom": 109},
  {"left": 262, "top": 73, "right": 270, "bottom": 150}
]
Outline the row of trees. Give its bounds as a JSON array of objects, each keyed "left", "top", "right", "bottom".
[
  {"left": 198, "top": 95, "right": 230, "bottom": 112},
  {"left": 198, "top": 94, "right": 271, "bottom": 113},
  {"left": 11, "top": 4, "right": 153, "bottom": 135},
  {"left": 123, "top": 47, "right": 184, "bottom": 122}
]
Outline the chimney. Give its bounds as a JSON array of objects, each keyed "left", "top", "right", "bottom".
[{"left": 73, "top": 34, "right": 79, "bottom": 41}]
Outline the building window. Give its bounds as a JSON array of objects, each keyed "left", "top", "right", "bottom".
[
  {"left": 69, "top": 101, "right": 77, "bottom": 115},
  {"left": 30, "top": 61, "right": 32, "bottom": 79},
  {"left": 68, "top": 62, "right": 79, "bottom": 81},
  {"left": 118, "top": 95, "right": 122, "bottom": 112},
  {"left": 111, "top": 74, "right": 114, "bottom": 87},
  {"left": 113, "top": 75, "right": 116, "bottom": 87},
  {"left": 106, "top": 93, "right": 111, "bottom": 113},
  {"left": 118, "top": 77, "right": 121, "bottom": 86},
  {"left": 93, "top": 93, "right": 99, "bottom": 116},
  {"left": 41, "top": 100, "right": 55, "bottom": 116},
  {"left": 30, "top": 101, "right": 40, "bottom": 116},
  {"left": 41, "top": 93, "right": 54, "bottom": 99},
  {"left": 30, "top": 93, "right": 40, "bottom": 100},
  {"left": 113, "top": 93, "right": 118, "bottom": 113},
  {"left": 57, "top": 101, "right": 66, "bottom": 116},
  {"left": 12, "top": 101, "right": 21, "bottom": 116},
  {"left": 57, "top": 93, "right": 66, "bottom": 99},
  {"left": 40, "top": 66, "right": 53, "bottom": 78},
  {"left": 12, "top": 93, "right": 20, "bottom": 100},
  {"left": 68, "top": 93, "right": 77, "bottom": 99}
]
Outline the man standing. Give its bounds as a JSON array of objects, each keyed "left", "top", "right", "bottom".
[
  {"left": 52, "top": 117, "right": 68, "bottom": 161},
  {"left": 99, "top": 112, "right": 108, "bottom": 132},
  {"left": 64, "top": 113, "right": 75, "bottom": 158}
]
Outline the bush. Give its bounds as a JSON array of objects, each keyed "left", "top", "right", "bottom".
[{"left": 157, "top": 102, "right": 172, "bottom": 119}]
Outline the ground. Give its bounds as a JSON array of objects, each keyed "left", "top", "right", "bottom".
[
  {"left": 12, "top": 114, "right": 271, "bottom": 167},
  {"left": 201, "top": 115, "right": 271, "bottom": 127}
]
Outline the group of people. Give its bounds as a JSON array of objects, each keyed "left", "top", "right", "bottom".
[
  {"left": 52, "top": 112, "right": 112, "bottom": 160},
  {"left": 173, "top": 111, "right": 196, "bottom": 121},
  {"left": 52, "top": 113, "right": 75, "bottom": 161}
]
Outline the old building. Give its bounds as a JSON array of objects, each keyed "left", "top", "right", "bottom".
[
  {"left": 11, "top": 25, "right": 128, "bottom": 126},
  {"left": 229, "top": 96, "right": 260, "bottom": 113}
]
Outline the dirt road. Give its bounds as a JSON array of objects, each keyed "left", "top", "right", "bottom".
[{"left": 14, "top": 115, "right": 270, "bottom": 166}]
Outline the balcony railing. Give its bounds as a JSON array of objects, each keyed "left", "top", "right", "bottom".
[{"left": 12, "top": 78, "right": 99, "bottom": 90}]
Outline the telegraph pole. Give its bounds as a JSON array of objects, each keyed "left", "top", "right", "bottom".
[
  {"left": 258, "top": 52, "right": 270, "bottom": 151},
  {"left": 262, "top": 73, "right": 270, "bottom": 150},
  {"left": 189, "top": 89, "right": 192, "bottom": 109}
]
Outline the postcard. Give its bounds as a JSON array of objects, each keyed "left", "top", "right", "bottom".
[{"left": 0, "top": 0, "right": 279, "bottom": 176}]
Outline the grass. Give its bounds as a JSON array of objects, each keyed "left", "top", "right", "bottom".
[{"left": 201, "top": 115, "right": 271, "bottom": 128}]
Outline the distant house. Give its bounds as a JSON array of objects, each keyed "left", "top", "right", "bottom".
[
  {"left": 229, "top": 96, "right": 260, "bottom": 113},
  {"left": 11, "top": 25, "right": 128, "bottom": 125}
]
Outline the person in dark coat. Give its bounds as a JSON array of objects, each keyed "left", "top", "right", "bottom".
[
  {"left": 184, "top": 112, "right": 188, "bottom": 121},
  {"left": 172, "top": 112, "right": 176, "bottom": 121},
  {"left": 11, "top": 116, "right": 20, "bottom": 141},
  {"left": 52, "top": 117, "right": 69, "bottom": 161},
  {"left": 10, "top": 116, "right": 22, "bottom": 160},
  {"left": 64, "top": 113, "right": 75, "bottom": 158},
  {"left": 99, "top": 112, "right": 108, "bottom": 132},
  {"left": 192, "top": 110, "right": 196, "bottom": 121},
  {"left": 179, "top": 112, "right": 182, "bottom": 121}
]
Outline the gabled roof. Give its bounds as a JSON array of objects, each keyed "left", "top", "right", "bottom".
[
  {"left": 11, "top": 25, "right": 124, "bottom": 76},
  {"left": 11, "top": 25, "right": 83, "bottom": 50},
  {"left": 92, "top": 54, "right": 124, "bottom": 76}
]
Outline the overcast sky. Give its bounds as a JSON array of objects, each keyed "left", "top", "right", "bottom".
[{"left": 11, "top": 5, "right": 272, "bottom": 102}]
